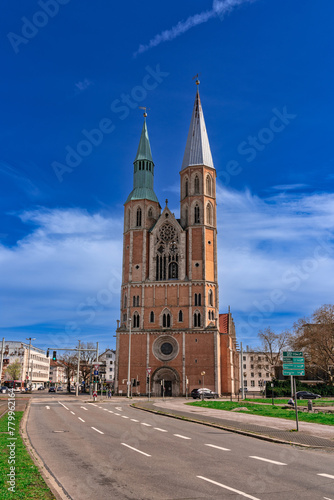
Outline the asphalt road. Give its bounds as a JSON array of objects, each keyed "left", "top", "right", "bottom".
[{"left": 26, "top": 397, "right": 334, "bottom": 500}]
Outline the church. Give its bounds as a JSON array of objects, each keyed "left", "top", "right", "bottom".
[{"left": 115, "top": 83, "right": 240, "bottom": 397}]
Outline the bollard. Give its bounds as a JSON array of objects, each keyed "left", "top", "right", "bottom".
[{"left": 307, "top": 399, "right": 313, "bottom": 412}]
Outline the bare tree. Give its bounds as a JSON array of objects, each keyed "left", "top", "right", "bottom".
[
  {"left": 78, "top": 342, "right": 97, "bottom": 390},
  {"left": 256, "top": 327, "right": 289, "bottom": 378},
  {"left": 59, "top": 353, "right": 77, "bottom": 392},
  {"left": 289, "top": 304, "right": 334, "bottom": 385}
]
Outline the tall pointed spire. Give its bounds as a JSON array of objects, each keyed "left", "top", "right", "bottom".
[
  {"left": 125, "top": 116, "right": 158, "bottom": 203},
  {"left": 181, "top": 86, "right": 214, "bottom": 170}
]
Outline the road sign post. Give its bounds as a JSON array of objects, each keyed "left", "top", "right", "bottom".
[
  {"left": 146, "top": 368, "right": 152, "bottom": 400},
  {"left": 283, "top": 352, "right": 304, "bottom": 431}
]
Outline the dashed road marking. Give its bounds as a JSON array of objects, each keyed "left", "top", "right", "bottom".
[
  {"left": 80, "top": 407, "right": 88, "bottom": 410},
  {"left": 122, "top": 416, "right": 129, "bottom": 419},
  {"left": 70, "top": 411, "right": 75, "bottom": 415},
  {"left": 154, "top": 428, "right": 168, "bottom": 432},
  {"left": 131, "top": 419, "right": 139, "bottom": 422},
  {"left": 141, "top": 423, "right": 151, "bottom": 427},
  {"left": 121, "top": 443, "right": 151, "bottom": 457},
  {"left": 249, "top": 456, "right": 287, "bottom": 466},
  {"left": 88, "top": 403, "right": 97, "bottom": 406},
  {"left": 91, "top": 427, "right": 104, "bottom": 434},
  {"left": 205, "top": 444, "right": 230, "bottom": 451},
  {"left": 173, "top": 434, "right": 191, "bottom": 440},
  {"left": 58, "top": 402, "right": 69, "bottom": 410},
  {"left": 318, "top": 474, "right": 334, "bottom": 480},
  {"left": 78, "top": 417, "right": 85, "bottom": 422},
  {"left": 115, "top": 407, "right": 122, "bottom": 411},
  {"left": 45, "top": 406, "right": 50, "bottom": 410},
  {"left": 108, "top": 411, "right": 114, "bottom": 413},
  {"left": 197, "top": 476, "right": 261, "bottom": 500},
  {"left": 114, "top": 413, "right": 120, "bottom": 416}
]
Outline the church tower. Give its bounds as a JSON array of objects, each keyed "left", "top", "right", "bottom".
[{"left": 115, "top": 85, "right": 223, "bottom": 396}]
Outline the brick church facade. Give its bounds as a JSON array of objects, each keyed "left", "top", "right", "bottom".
[{"left": 115, "top": 84, "right": 240, "bottom": 396}]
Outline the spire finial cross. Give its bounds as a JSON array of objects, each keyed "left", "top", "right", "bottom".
[
  {"left": 192, "top": 73, "right": 200, "bottom": 85},
  {"left": 165, "top": 198, "right": 168, "bottom": 206}
]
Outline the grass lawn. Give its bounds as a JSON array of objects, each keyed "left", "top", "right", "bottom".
[
  {"left": 245, "top": 398, "right": 334, "bottom": 407},
  {"left": 188, "top": 401, "right": 334, "bottom": 425},
  {"left": 0, "top": 412, "right": 55, "bottom": 499}
]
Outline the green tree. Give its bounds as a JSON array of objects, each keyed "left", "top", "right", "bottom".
[{"left": 6, "top": 360, "right": 22, "bottom": 381}]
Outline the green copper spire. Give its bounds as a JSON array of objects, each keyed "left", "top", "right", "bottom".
[{"left": 125, "top": 117, "right": 159, "bottom": 204}]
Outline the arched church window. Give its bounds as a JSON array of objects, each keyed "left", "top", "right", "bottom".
[
  {"left": 123, "top": 313, "right": 127, "bottom": 322},
  {"left": 136, "top": 207, "right": 142, "bottom": 227},
  {"left": 185, "top": 207, "right": 188, "bottom": 226},
  {"left": 163, "top": 313, "right": 171, "bottom": 328},
  {"left": 206, "top": 175, "right": 212, "bottom": 196},
  {"left": 185, "top": 178, "right": 189, "bottom": 197},
  {"left": 169, "top": 262, "right": 178, "bottom": 279},
  {"left": 127, "top": 209, "right": 130, "bottom": 230},
  {"left": 136, "top": 295, "right": 140, "bottom": 306},
  {"left": 194, "top": 312, "right": 201, "bottom": 327},
  {"left": 133, "top": 296, "right": 136, "bottom": 307},
  {"left": 148, "top": 207, "right": 153, "bottom": 218},
  {"left": 178, "top": 310, "right": 183, "bottom": 322},
  {"left": 124, "top": 294, "right": 127, "bottom": 309},
  {"left": 150, "top": 311, "right": 154, "bottom": 323},
  {"left": 208, "top": 290, "right": 213, "bottom": 306},
  {"left": 194, "top": 175, "right": 200, "bottom": 194},
  {"left": 194, "top": 293, "right": 201, "bottom": 306},
  {"left": 206, "top": 203, "right": 213, "bottom": 226},
  {"left": 194, "top": 204, "right": 200, "bottom": 224},
  {"left": 133, "top": 313, "right": 140, "bottom": 328}
]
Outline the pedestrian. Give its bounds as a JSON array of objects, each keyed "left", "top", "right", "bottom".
[
  {"left": 108, "top": 389, "right": 111, "bottom": 399},
  {"left": 288, "top": 397, "right": 294, "bottom": 406}
]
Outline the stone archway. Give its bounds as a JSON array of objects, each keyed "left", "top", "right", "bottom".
[{"left": 152, "top": 366, "right": 180, "bottom": 397}]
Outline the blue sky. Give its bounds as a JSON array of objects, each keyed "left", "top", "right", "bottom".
[{"left": 1, "top": 0, "right": 334, "bottom": 352}]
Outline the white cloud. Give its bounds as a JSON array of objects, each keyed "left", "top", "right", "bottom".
[
  {"left": 217, "top": 186, "right": 334, "bottom": 343},
  {"left": 134, "top": 0, "right": 255, "bottom": 57}
]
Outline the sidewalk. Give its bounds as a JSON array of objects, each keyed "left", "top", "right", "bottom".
[{"left": 132, "top": 398, "right": 334, "bottom": 450}]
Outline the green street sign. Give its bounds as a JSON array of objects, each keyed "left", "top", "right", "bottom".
[
  {"left": 283, "top": 363, "right": 304, "bottom": 369},
  {"left": 283, "top": 369, "right": 305, "bottom": 376},
  {"left": 283, "top": 357, "right": 304, "bottom": 363},
  {"left": 283, "top": 351, "right": 303, "bottom": 357}
]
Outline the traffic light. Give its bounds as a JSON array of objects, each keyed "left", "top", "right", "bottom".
[
  {"left": 146, "top": 377, "right": 149, "bottom": 384},
  {"left": 46, "top": 349, "right": 49, "bottom": 358},
  {"left": 52, "top": 351, "right": 57, "bottom": 361}
]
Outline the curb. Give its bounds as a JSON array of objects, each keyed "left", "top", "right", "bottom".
[
  {"left": 131, "top": 403, "right": 328, "bottom": 449},
  {"left": 20, "top": 399, "right": 72, "bottom": 500}
]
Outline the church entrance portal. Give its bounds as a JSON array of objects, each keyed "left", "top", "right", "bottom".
[{"left": 152, "top": 367, "right": 180, "bottom": 397}]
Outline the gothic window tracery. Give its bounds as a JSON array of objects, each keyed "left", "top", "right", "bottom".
[
  {"left": 163, "top": 313, "right": 171, "bottom": 328},
  {"left": 185, "top": 178, "right": 189, "bottom": 197},
  {"left": 148, "top": 207, "right": 153, "bottom": 218},
  {"left": 150, "top": 311, "right": 154, "bottom": 323},
  {"left": 206, "top": 202, "right": 213, "bottom": 226},
  {"left": 194, "top": 175, "right": 200, "bottom": 194},
  {"left": 155, "top": 223, "right": 179, "bottom": 281},
  {"left": 208, "top": 290, "right": 213, "bottom": 306},
  {"left": 124, "top": 294, "right": 127, "bottom": 309},
  {"left": 178, "top": 310, "right": 183, "bottom": 322},
  {"left": 133, "top": 313, "right": 140, "bottom": 328},
  {"left": 194, "top": 293, "right": 202, "bottom": 306},
  {"left": 194, "top": 311, "right": 201, "bottom": 327},
  {"left": 206, "top": 174, "right": 212, "bottom": 196}
]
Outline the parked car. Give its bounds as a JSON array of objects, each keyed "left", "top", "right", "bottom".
[
  {"left": 295, "top": 391, "right": 321, "bottom": 400},
  {"left": 56, "top": 387, "right": 63, "bottom": 392},
  {"left": 191, "top": 388, "right": 219, "bottom": 399},
  {"left": 48, "top": 387, "right": 56, "bottom": 392},
  {"left": 37, "top": 386, "right": 45, "bottom": 390},
  {"left": 1, "top": 386, "right": 8, "bottom": 393}
]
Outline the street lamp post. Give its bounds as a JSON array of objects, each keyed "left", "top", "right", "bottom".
[
  {"left": 0, "top": 338, "right": 4, "bottom": 386},
  {"left": 76, "top": 340, "right": 81, "bottom": 397},
  {"left": 127, "top": 318, "right": 132, "bottom": 398},
  {"left": 201, "top": 371, "right": 205, "bottom": 401},
  {"left": 26, "top": 337, "right": 36, "bottom": 389}
]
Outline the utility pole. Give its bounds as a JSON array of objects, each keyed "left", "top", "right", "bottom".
[
  {"left": 26, "top": 337, "right": 36, "bottom": 389},
  {"left": 94, "top": 342, "right": 99, "bottom": 397},
  {"left": 0, "top": 338, "right": 4, "bottom": 386},
  {"left": 127, "top": 318, "right": 132, "bottom": 398},
  {"left": 76, "top": 340, "right": 81, "bottom": 397},
  {"left": 240, "top": 342, "right": 245, "bottom": 400}
]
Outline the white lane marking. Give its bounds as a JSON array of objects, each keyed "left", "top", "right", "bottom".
[
  {"left": 122, "top": 415, "right": 129, "bottom": 419},
  {"left": 115, "top": 407, "right": 122, "bottom": 411},
  {"left": 78, "top": 417, "right": 85, "bottom": 422},
  {"left": 88, "top": 403, "right": 97, "bottom": 406},
  {"left": 173, "top": 434, "right": 191, "bottom": 440},
  {"left": 324, "top": 497, "right": 333, "bottom": 500},
  {"left": 98, "top": 406, "right": 103, "bottom": 409},
  {"left": 154, "top": 427, "right": 168, "bottom": 432},
  {"left": 249, "top": 456, "right": 287, "bottom": 466},
  {"left": 141, "top": 423, "right": 151, "bottom": 427},
  {"left": 131, "top": 419, "right": 139, "bottom": 422},
  {"left": 108, "top": 411, "right": 114, "bottom": 413},
  {"left": 70, "top": 411, "right": 75, "bottom": 415},
  {"left": 58, "top": 402, "right": 69, "bottom": 410},
  {"left": 45, "top": 406, "right": 50, "bottom": 410},
  {"left": 121, "top": 443, "right": 151, "bottom": 457},
  {"left": 318, "top": 474, "right": 334, "bottom": 480},
  {"left": 205, "top": 444, "right": 230, "bottom": 451},
  {"left": 197, "top": 476, "right": 261, "bottom": 500},
  {"left": 80, "top": 406, "right": 88, "bottom": 410},
  {"left": 91, "top": 427, "right": 104, "bottom": 434},
  {"left": 114, "top": 413, "right": 120, "bottom": 416},
  {"left": 103, "top": 408, "right": 109, "bottom": 411}
]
